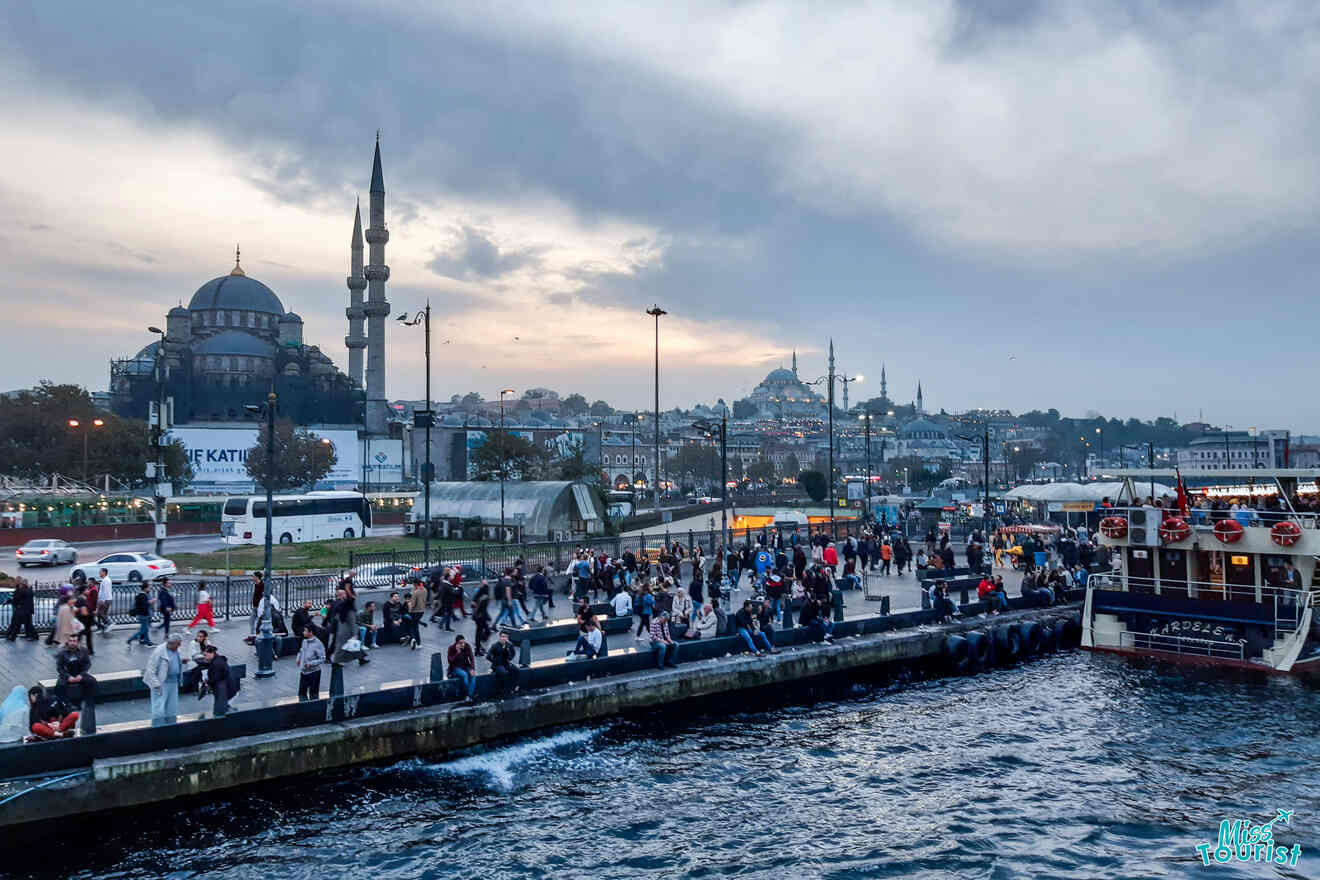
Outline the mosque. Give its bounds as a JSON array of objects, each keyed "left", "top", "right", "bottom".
[
  {"left": 109, "top": 137, "right": 393, "bottom": 432},
  {"left": 745, "top": 352, "right": 826, "bottom": 419}
]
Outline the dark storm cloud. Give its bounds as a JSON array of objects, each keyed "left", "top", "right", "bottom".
[{"left": 426, "top": 226, "right": 546, "bottom": 281}]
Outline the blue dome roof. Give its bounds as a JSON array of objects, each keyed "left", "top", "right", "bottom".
[
  {"left": 763, "top": 368, "right": 797, "bottom": 384},
  {"left": 900, "top": 418, "right": 946, "bottom": 438},
  {"left": 188, "top": 273, "right": 284, "bottom": 315},
  {"left": 280, "top": 312, "right": 303, "bottom": 323},
  {"left": 191, "top": 330, "right": 277, "bottom": 357},
  {"left": 167, "top": 305, "right": 190, "bottom": 317}
]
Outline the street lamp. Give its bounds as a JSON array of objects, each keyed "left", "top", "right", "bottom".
[
  {"left": 693, "top": 410, "right": 728, "bottom": 549},
  {"left": 646, "top": 305, "right": 666, "bottom": 511},
  {"left": 1095, "top": 426, "right": 1103, "bottom": 477},
  {"left": 147, "top": 326, "right": 168, "bottom": 555},
  {"left": 67, "top": 418, "right": 105, "bottom": 483},
  {"left": 499, "top": 388, "right": 514, "bottom": 542},
  {"left": 860, "top": 412, "right": 873, "bottom": 520},
  {"left": 1249, "top": 426, "right": 1259, "bottom": 468},
  {"left": 243, "top": 392, "right": 278, "bottom": 679},
  {"left": 399, "top": 305, "right": 433, "bottom": 563}
]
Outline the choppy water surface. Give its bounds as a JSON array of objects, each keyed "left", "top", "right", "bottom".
[{"left": 12, "top": 653, "right": 1320, "bottom": 879}]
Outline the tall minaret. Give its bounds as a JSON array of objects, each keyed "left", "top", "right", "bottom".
[
  {"left": 791, "top": 349, "right": 798, "bottom": 378},
  {"left": 363, "top": 133, "right": 391, "bottom": 435},
  {"left": 880, "top": 363, "right": 887, "bottom": 402},
  {"left": 916, "top": 381, "right": 924, "bottom": 415},
  {"left": 345, "top": 199, "right": 367, "bottom": 389}
]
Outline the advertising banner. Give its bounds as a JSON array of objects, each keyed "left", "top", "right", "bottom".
[{"left": 168, "top": 426, "right": 362, "bottom": 487}]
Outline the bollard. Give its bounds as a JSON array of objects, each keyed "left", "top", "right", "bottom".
[
  {"left": 518, "top": 637, "right": 532, "bottom": 668},
  {"left": 959, "top": 587, "right": 970, "bottom": 605},
  {"left": 781, "top": 599, "right": 793, "bottom": 630},
  {"left": 329, "top": 663, "right": 345, "bottom": 699},
  {"left": 831, "top": 588, "right": 845, "bottom": 623},
  {"left": 429, "top": 652, "right": 446, "bottom": 683},
  {"left": 880, "top": 595, "right": 890, "bottom": 616},
  {"left": 599, "top": 630, "right": 609, "bottom": 658}
]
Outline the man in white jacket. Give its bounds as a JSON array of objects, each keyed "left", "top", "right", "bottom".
[{"left": 143, "top": 633, "right": 189, "bottom": 726}]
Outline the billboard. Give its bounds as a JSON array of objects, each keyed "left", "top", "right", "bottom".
[{"left": 168, "top": 426, "right": 361, "bottom": 488}]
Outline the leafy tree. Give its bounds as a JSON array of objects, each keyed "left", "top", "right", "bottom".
[
  {"left": 746, "top": 459, "right": 777, "bottom": 484},
  {"left": 554, "top": 438, "right": 594, "bottom": 482},
  {"left": 671, "top": 444, "right": 720, "bottom": 485},
  {"left": 244, "top": 420, "right": 338, "bottom": 492},
  {"left": 797, "top": 469, "right": 828, "bottom": 502},
  {"left": 732, "top": 398, "right": 758, "bottom": 420},
  {"left": 589, "top": 399, "right": 614, "bottom": 416},
  {"left": 560, "top": 393, "right": 588, "bottom": 416},
  {"left": 469, "top": 429, "right": 547, "bottom": 481},
  {"left": 782, "top": 452, "right": 800, "bottom": 476}
]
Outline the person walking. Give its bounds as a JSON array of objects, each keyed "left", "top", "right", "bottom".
[
  {"left": 73, "top": 585, "right": 96, "bottom": 656},
  {"left": 249, "top": 571, "right": 265, "bottom": 636},
  {"left": 528, "top": 566, "right": 552, "bottom": 623},
  {"left": 188, "top": 582, "right": 217, "bottom": 630},
  {"left": 329, "top": 591, "right": 370, "bottom": 667},
  {"left": 126, "top": 583, "right": 153, "bottom": 647},
  {"left": 880, "top": 540, "right": 893, "bottom": 576},
  {"left": 95, "top": 568, "right": 114, "bottom": 632},
  {"left": 52, "top": 594, "right": 79, "bottom": 647},
  {"left": 144, "top": 634, "right": 188, "bottom": 726},
  {"left": 405, "top": 579, "right": 427, "bottom": 650},
  {"left": 296, "top": 625, "right": 326, "bottom": 700},
  {"left": 202, "top": 644, "right": 239, "bottom": 717},
  {"left": 5, "top": 579, "right": 37, "bottom": 641},
  {"left": 155, "top": 577, "right": 176, "bottom": 637}
]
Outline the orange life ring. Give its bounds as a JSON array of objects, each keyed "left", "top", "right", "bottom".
[
  {"left": 1159, "top": 516, "right": 1191, "bottom": 544},
  {"left": 1099, "top": 516, "right": 1128, "bottom": 539},
  {"left": 1212, "top": 519, "right": 1244, "bottom": 544},
  {"left": 1270, "top": 520, "right": 1302, "bottom": 547}
]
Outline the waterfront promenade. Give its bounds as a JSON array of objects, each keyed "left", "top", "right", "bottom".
[{"left": 0, "top": 562, "right": 1025, "bottom": 727}]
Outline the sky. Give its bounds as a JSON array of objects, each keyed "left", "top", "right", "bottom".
[{"left": 4, "top": 1, "right": 1320, "bottom": 428}]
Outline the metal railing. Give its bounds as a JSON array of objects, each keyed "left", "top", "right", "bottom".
[
  {"left": 1119, "top": 629, "right": 1245, "bottom": 660},
  {"left": 1098, "top": 505, "right": 1320, "bottom": 529},
  {"left": 1092, "top": 575, "right": 1318, "bottom": 636}
]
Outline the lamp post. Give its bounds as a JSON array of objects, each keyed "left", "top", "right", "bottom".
[
  {"left": 1249, "top": 426, "right": 1259, "bottom": 468},
  {"left": 631, "top": 411, "right": 638, "bottom": 501},
  {"left": 861, "top": 412, "right": 873, "bottom": 520},
  {"left": 694, "top": 411, "right": 728, "bottom": 549},
  {"left": 499, "top": 388, "right": 514, "bottom": 542},
  {"left": 399, "top": 305, "right": 433, "bottom": 563},
  {"left": 646, "top": 305, "right": 666, "bottom": 511},
  {"left": 147, "top": 326, "right": 168, "bottom": 555},
  {"left": 67, "top": 418, "right": 105, "bottom": 483},
  {"left": 1223, "top": 425, "right": 1232, "bottom": 471},
  {"left": 1095, "top": 426, "right": 1103, "bottom": 477},
  {"left": 243, "top": 392, "right": 278, "bottom": 679}
]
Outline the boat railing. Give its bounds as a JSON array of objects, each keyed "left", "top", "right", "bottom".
[
  {"left": 1118, "top": 629, "right": 1245, "bottom": 660},
  {"left": 1097, "top": 505, "right": 1320, "bottom": 529},
  {"left": 1094, "top": 576, "right": 1315, "bottom": 634}
]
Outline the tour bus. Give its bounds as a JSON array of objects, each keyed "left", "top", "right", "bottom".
[{"left": 221, "top": 491, "right": 373, "bottom": 545}]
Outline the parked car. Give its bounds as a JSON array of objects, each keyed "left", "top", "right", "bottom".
[
  {"left": 409, "top": 562, "right": 499, "bottom": 584},
  {"left": 342, "top": 562, "right": 415, "bottom": 589},
  {"left": 72, "top": 552, "right": 177, "bottom": 584},
  {"left": 14, "top": 539, "right": 78, "bottom": 567}
]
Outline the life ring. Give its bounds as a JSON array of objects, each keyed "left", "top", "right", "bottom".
[
  {"left": 1159, "top": 516, "right": 1191, "bottom": 544},
  {"left": 1099, "top": 516, "right": 1128, "bottom": 539},
  {"left": 1212, "top": 519, "right": 1244, "bottom": 544},
  {"left": 1271, "top": 520, "right": 1302, "bottom": 547}
]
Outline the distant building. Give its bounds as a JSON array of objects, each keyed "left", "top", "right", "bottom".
[
  {"left": 1176, "top": 429, "right": 1288, "bottom": 470},
  {"left": 746, "top": 352, "right": 825, "bottom": 419}
]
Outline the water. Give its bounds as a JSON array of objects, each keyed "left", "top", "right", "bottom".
[{"left": 8, "top": 653, "right": 1320, "bottom": 879}]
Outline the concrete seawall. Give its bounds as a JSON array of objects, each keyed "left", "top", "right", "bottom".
[{"left": 0, "top": 603, "right": 1078, "bottom": 831}]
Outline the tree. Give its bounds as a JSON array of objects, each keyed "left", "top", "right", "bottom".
[
  {"left": 244, "top": 420, "right": 338, "bottom": 492},
  {"left": 558, "top": 393, "right": 588, "bottom": 416},
  {"left": 671, "top": 444, "right": 720, "bottom": 485},
  {"left": 746, "top": 459, "right": 777, "bottom": 485},
  {"left": 553, "top": 438, "right": 594, "bottom": 482},
  {"left": 797, "top": 469, "right": 828, "bottom": 502},
  {"left": 782, "top": 452, "right": 800, "bottom": 476},
  {"left": 469, "top": 429, "right": 547, "bottom": 481},
  {"left": 589, "top": 399, "right": 614, "bottom": 416},
  {"left": 732, "top": 398, "right": 758, "bottom": 420}
]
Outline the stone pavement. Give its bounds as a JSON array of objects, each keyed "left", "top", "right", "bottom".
[{"left": 0, "top": 562, "right": 1026, "bottom": 727}]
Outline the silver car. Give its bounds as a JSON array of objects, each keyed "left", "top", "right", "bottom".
[{"left": 14, "top": 539, "right": 78, "bottom": 567}]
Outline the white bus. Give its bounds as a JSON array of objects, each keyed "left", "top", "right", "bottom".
[{"left": 221, "top": 491, "right": 373, "bottom": 545}]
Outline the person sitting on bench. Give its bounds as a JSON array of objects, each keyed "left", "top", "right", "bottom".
[
  {"left": 735, "top": 600, "right": 777, "bottom": 655},
  {"left": 447, "top": 634, "right": 477, "bottom": 702},
  {"left": 54, "top": 635, "right": 96, "bottom": 734},
  {"left": 488, "top": 631, "right": 520, "bottom": 698},
  {"left": 568, "top": 619, "right": 603, "bottom": 659},
  {"left": 798, "top": 595, "right": 834, "bottom": 643},
  {"left": 26, "top": 686, "right": 77, "bottom": 741}
]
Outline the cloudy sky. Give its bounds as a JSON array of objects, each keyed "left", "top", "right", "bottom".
[{"left": 4, "top": 1, "right": 1320, "bottom": 427}]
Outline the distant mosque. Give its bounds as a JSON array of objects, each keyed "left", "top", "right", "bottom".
[
  {"left": 746, "top": 351, "right": 826, "bottom": 419},
  {"left": 110, "top": 136, "right": 393, "bottom": 433}
]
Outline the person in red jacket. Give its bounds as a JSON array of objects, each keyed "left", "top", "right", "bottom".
[
  {"left": 822, "top": 542, "right": 839, "bottom": 576},
  {"left": 978, "top": 574, "right": 1007, "bottom": 613}
]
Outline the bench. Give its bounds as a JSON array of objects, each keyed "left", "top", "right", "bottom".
[
  {"left": 39, "top": 663, "right": 248, "bottom": 703},
  {"left": 500, "top": 614, "right": 632, "bottom": 646}
]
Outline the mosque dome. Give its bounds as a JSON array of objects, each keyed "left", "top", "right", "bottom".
[
  {"left": 280, "top": 312, "right": 303, "bottom": 324},
  {"left": 167, "top": 305, "right": 190, "bottom": 318},
  {"left": 762, "top": 368, "right": 798, "bottom": 385},
  {"left": 191, "top": 330, "right": 277, "bottom": 357},
  {"left": 187, "top": 259, "right": 285, "bottom": 314}
]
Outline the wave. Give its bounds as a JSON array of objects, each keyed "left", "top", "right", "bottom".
[{"left": 435, "top": 727, "right": 600, "bottom": 790}]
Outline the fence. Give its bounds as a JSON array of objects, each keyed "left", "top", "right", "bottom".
[{"left": 10, "top": 573, "right": 345, "bottom": 632}]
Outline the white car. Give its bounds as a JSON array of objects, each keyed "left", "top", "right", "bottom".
[
  {"left": 14, "top": 539, "right": 79, "bottom": 567},
  {"left": 72, "top": 552, "right": 177, "bottom": 584}
]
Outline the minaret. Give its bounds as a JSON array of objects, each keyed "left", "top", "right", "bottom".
[
  {"left": 791, "top": 349, "right": 798, "bottom": 378},
  {"left": 363, "top": 133, "right": 391, "bottom": 434},
  {"left": 345, "top": 199, "right": 367, "bottom": 389},
  {"left": 916, "top": 381, "right": 924, "bottom": 415},
  {"left": 880, "top": 364, "right": 887, "bottom": 402}
]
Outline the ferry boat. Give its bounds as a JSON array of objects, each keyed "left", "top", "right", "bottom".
[{"left": 1085, "top": 468, "right": 1320, "bottom": 677}]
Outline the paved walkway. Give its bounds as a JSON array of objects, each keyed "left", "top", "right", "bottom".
[{"left": 0, "top": 563, "right": 1026, "bottom": 727}]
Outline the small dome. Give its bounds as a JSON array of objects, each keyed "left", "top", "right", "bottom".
[
  {"left": 167, "top": 305, "right": 190, "bottom": 318},
  {"left": 280, "top": 312, "right": 303, "bottom": 324},
  {"left": 192, "top": 330, "right": 277, "bottom": 357},
  {"left": 900, "top": 418, "right": 946, "bottom": 438},
  {"left": 441, "top": 413, "right": 465, "bottom": 427},
  {"left": 188, "top": 274, "right": 285, "bottom": 315},
  {"left": 470, "top": 416, "right": 494, "bottom": 428},
  {"left": 762, "top": 368, "right": 798, "bottom": 384}
]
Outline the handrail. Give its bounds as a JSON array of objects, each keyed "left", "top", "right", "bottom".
[
  {"left": 1097, "top": 505, "right": 1319, "bottom": 529},
  {"left": 1101, "top": 575, "right": 1313, "bottom": 603},
  {"left": 1119, "top": 629, "right": 1245, "bottom": 660}
]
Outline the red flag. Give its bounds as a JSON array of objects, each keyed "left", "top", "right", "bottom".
[{"left": 1175, "top": 468, "right": 1191, "bottom": 517}]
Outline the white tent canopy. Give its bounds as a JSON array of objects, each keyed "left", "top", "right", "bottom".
[{"left": 1004, "top": 481, "right": 1175, "bottom": 502}]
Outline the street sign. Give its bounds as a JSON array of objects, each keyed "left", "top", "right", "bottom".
[
  {"left": 220, "top": 521, "right": 236, "bottom": 537},
  {"left": 154, "top": 524, "right": 167, "bottom": 540}
]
